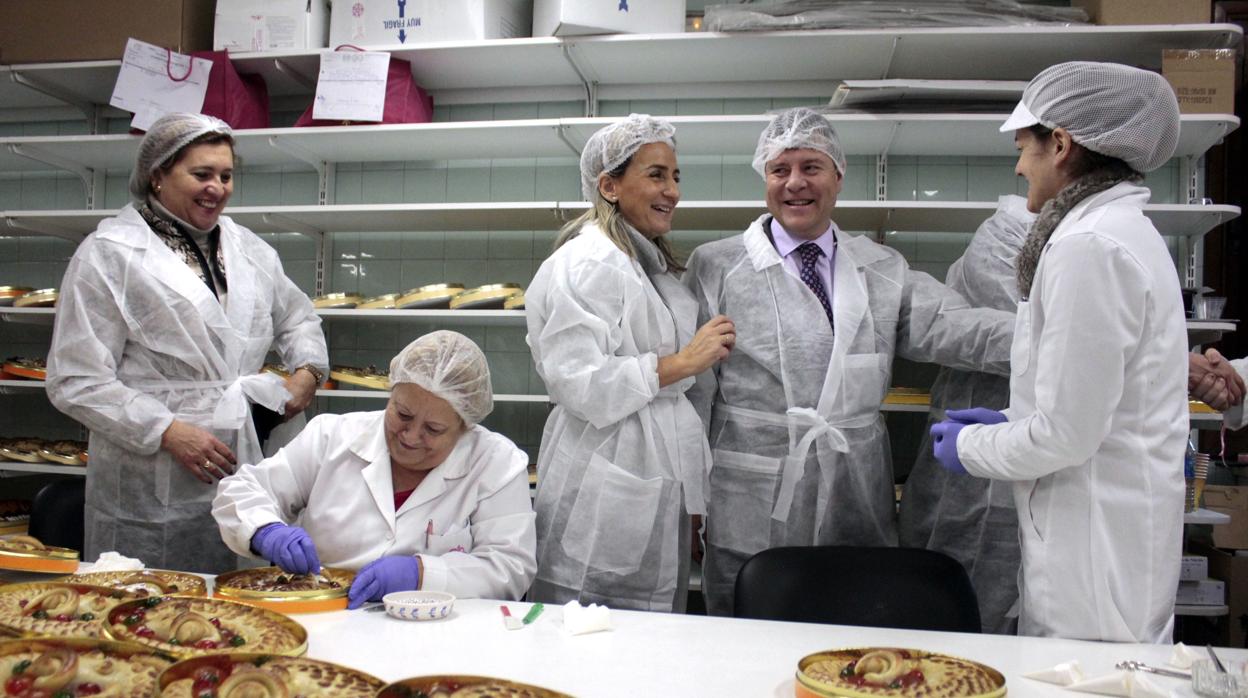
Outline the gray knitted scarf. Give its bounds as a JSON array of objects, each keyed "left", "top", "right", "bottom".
[{"left": 1015, "top": 169, "right": 1143, "bottom": 300}]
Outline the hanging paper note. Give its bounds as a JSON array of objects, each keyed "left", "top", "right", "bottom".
[
  {"left": 109, "top": 38, "right": 212, "bottom": 131},
  {"left": 311, "top": 50, "right": 389, "bottom": 122}
]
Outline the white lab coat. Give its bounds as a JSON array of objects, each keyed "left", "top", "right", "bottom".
[
  {"left": 46, "top": 205, "right": 326, "bottom": 574},
  {"left": 684, "top": 214, "right": 1014, "bottom": 616},
  {"left": 957, "top": 183, "right": 1188, "bottom": 643},
  {"left": 525, "top": 221, "right": 709, "bottom": 612},
  {"left": 1225, "top": 359, "right": 1248, "bottom": 430},
  {"left": 213, "top": 410, "right": 537, "bottom": 601}
]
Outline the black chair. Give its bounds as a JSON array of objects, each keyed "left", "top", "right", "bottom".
[
  {"left": 733, "top": 545, "right": 982, "bottom": 633},
  {"left": 27, "top": 478, "right": 85, "bottom": 552}
]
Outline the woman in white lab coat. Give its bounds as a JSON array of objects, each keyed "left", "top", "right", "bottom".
[
  {"left": 214, "top": 331, "right": 537, "bottom": 604},
  {"left": 930, "top": 62, "right": 1189, "bottom": 643},
  {"left": 46, "top": 113, "right": 327, "bottom": 574},
  {"left": 526, "top": 114, "right": 734, "bottom": 612}
]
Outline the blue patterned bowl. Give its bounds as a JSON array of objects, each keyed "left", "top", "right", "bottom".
[{"left": 382, "top": 591, "right": 455, "bottom": 621}]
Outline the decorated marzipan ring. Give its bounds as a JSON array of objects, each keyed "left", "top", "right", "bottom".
[
  {"left": 397, "top": 283, "right": 465, "bottom": 309},
  {"left": 449, "top": 283, "right": 523, "bottom": 310}
]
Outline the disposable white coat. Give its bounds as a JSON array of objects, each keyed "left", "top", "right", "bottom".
[
  {"left": 957, "top": 183, "right": 1187, "bottom": 643},
  {"left": 897, "top": 195, "right": 1034, "bottom": 634},
  {"left": 213, "top": 411, "right": 537, "bottom": 601},
  {"left": 1226, "top": 359, "right": 1248, "bottom": 430},
  {"left": 684, "top": 214, "right": 1014, "bottom": 616},
  {"left": 526, "top": 222, "right": 709, "bottom": 612},
  {"left": 46, "top": 204, "right": 327, "bottom": 574}
]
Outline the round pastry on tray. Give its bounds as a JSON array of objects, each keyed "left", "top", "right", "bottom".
[
  {"left": 358, "top": 293, "right": 399, "bottom": 310},
  {"left": 37, "top": 440, "right": 88, "bottom": 466},
  {"left": 0, "top": 636, "right": 176, "bottom": 696},
  {"left": 213, "top": 566, "right": 353, "bottom": 614},
  {"left": 329, "top": 365, "right": 390, "bottom": 391},
  {"left": 311, "top": 292, "right": 364, "bottom": 309},
  {"left": 449, "top": 283, "right": 523, "bottom": 310},
  {"left": 0, "top": 582, "right": 136, "bottom": 638},
  {"left": 396, "top": 283, "right": 465, "bottom": 310},
  {"left": 0, "top": 439, "right": 45, "bottom": 464},
  {"left": 0, "top": 286, "right": 34, "bottom": 307},
  {"left": 158, "top": 652, "right": 385, "bottom": 697},
  {"left": 63, "top": 570, "right": 207, "bottom": 598},
  {"left": 12, "top": 288, "right": 57, "bottom": 308},
  {"left": 104, "top": 596, "right": 308, "bottom": 658},
  {"left": 795, "top": 648, "right": 1006, "bottom": 698},
  {"left": 1, "top": 357, "right": 46, "bottom": 381},
  {"left": 0, "top": 535, "right": 80, "bottom": 573},
  {"left": 377, "top": 675, "right": 574, "bottom": 698}
]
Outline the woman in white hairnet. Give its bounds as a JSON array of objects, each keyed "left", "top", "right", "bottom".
[
  {"left": 214, "top": 331, "right": 537, "bottom": 605},
  {"left": 683, "top": 107, "right": 1014, "bottom": 616},
  {"left": 929, "top": 62, "right": 1189, "bottom": 642},
  {"left": 897, "top": 195, "right": 1034, "bottom": 635},
  {"left": 46, "top": 113, "right": 327, "bottom": 574},
  {"left": 526, "top": 114, "right": 734, "bottom": 612}
]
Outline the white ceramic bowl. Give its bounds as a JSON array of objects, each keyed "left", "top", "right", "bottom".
[{"left": 382, "top": 590, "right": 455, "bottom": 621}]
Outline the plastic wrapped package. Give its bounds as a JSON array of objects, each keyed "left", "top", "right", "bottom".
[{"left": 704, "top": 0, "right": 1087, "bottom": 31}]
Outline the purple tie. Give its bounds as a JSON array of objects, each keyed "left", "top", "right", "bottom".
[{"left": 797, "top": 242, "right": 834, "bottom": 329}]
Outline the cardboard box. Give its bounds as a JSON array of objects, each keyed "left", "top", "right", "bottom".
[
  {"left": 1193, "top": 543, "right": 1248, "bottom": 647},
  {"left": 215, "top": 0, "right": 330, "bottom": 53},
  {"left": 1178, "top": 578, "right": 1226, "bottom": 605},
  {"left": 1205, "top": 486, "right": 1248, "bottom": 550},
  {"left": 1183, "top": 554, "right": 1210, "bottom": 581},
  {"left": 1071, "top": 0, "right": 1210, "bottom": 25},
  {"left": 0, "top": 0, "right": 214, "bottom": 64},
  {"left": 329, "top": 0, "right": 532, "bottom": 49},
  {"left": 534, "top": 0, "right": 686, "bottom": 37},
  {"left": 1164, "top": 49, "right": 1237, "bottom": 115}
]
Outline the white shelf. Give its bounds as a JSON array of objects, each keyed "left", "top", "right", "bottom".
[
  {"left": 1185, "top": 508, "right": 1232, "bottom": 525},
  {"left": 0, "top": 307, "right": 55, "bottom": 325},
  {"left": 0, "top": 114, "right": 1238, "bottom": 176},
  {"left": 1175, "top": 603, "right": 1229, "bottom": 617},
  {"left": 2, "top": 200, "right": 1236, "bottom": 241},
  {"left": 0, "top": 25, "right": 1239, "bottom": 112},
  {"left": 1188, "top": 319, "right": 1238, "bottom": 345},
  {"left": 317, "top": 389, "right": 547, "bottom": 403},
  {"left": 1191, "top": 411, "right": 1225, "bottom": 428},
  {"left": 316, "top": 309, "right": 525, "bottom": 326},
  {"left": 0, "top": 461, "right": 85, "bottom": 476},
  {"left": 0, "top": 379, "right": 46, "bottom": 391}
]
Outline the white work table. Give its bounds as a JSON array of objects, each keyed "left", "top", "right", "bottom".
[{"left": 294, "top": 598, "right": 1248, "bottom": 697}]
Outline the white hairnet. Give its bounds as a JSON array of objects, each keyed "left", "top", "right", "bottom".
[
  {"left": 999, "top": 61, "right": 1180, "bottom": 173},
  {"left": 389, "top": 330, "right": 493, "bottom": 425},
  {"left": 129, "top": 112, "right": 233, "bottom": 202},
  {"left": 580, "top": 114, "right": 677, "bottom": 201},
  {"left": 753, "top": 107, "right": 847, "bottom": 177}
]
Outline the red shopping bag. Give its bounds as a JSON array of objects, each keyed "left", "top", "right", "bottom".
[
  {"left": 130, "top": 50, "right": 270, "bottom": 132},
  {"left": 294, "top": 50, "right": 433, "bottom": 126}
]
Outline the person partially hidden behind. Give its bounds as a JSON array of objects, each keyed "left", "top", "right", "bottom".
[{"left": 213, "top": 331, "right": 537, "bottom": 605}]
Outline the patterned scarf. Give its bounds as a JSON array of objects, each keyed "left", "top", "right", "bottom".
[
  {"left": 1015, "top": 169, "right": 1142, "bottom": 300},
  {"left": 138, "top": 202, "right": 228, "bottom": 295}
]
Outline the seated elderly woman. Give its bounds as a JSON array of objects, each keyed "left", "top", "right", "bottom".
[{"left": 213, "top": 331, "right": 536, "bottom": 606}]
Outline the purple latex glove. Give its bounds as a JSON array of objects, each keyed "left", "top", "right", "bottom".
[
  {"left": 930, "top": 420, "right": 968, "bottom": 474},
  {"left": 347, "top": 556, "right": 421, "bottom": 609},
  {"left": 945, "top": 407, "right": 1007, "bottom": 426},
  {"left": 251, "top": 523, "right": 321, "bottom": 575}
]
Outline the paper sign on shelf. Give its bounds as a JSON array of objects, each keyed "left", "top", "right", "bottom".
[
  {"left": 109, "top": 38, "right": 212, "bottom": 131},
  {"left": 312, "top": 50, "right": 389, "bottom": 123}
]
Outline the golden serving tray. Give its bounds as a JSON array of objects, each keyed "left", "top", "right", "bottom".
[
  {"left": 796, "top": 648, "right": 1006, "bottom": 698},
  {"left": 213, "top": 566, "right": 353, "bottom": 614},
  {"left": 378, "top": 675, "right": 574, "bottom": 698},
  {"left": 0, "top": 535, "right": 79, "bottom": 573},
  {"left": 260, "top": 363, "right": 336, "bottom": 390},
  {"left": 358, "top": 293, "right": 399, "bottom": 310},
  {"left": 13, "top": 288, "right": 57, "bottom": 308},
  {"left": 504, "top": 292, "right": 526, "bottom": 310},
  {"left": 329, "top": 366, "right": 389, "bottom": 391},
  {"left": 63, "top": 570, "right": 208, "bottom": 598},
  {"left": 2, "top": 357, "right": 47, "bottom": 381},
  {"left": 159, "top": 652, "right": 385, "bottom": 697},
  {"left": 883, "top": 388, "right": 931, "bottom": 406},
  {"left": 450, "top": 283, "right": 523, "bottom": 310},
  {"left": 396, "top": 283, "right": 466, "bottom": 310},
  {"left": 0, "top": 286, "right": 34, "bottom": 307},
  {"left": 38, "top": 440, "right": 87, "bottom": 466},
  {"left": 104, "top": 596, "right": 308, "bottom": 658},
  {"left": 0, "top": 582, "right": 135, "bottom": 638},
  {"left": 311, "top": 292, "right": 363, "bottom": 309},
  {"left": 0, "top": 438, "right": 45, "bottom": 464},
  {"left": 0, "top": 636, "right": 176, "bottom": 696}
]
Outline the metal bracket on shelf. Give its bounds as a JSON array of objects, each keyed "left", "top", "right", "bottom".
[
  {"left": 266, "top": 135, "right": 326, "bottom": 175},
  {"left": 8, "top": 70, "right": 99, "bottom": 127},
  {"left": 1181, "top": 155, "right": 1205, "bottom": 290},
  {"left": 271, "top": 58, "right": 317, "bottom": 90},
  {"left": 260, "top": 212, "right": 324, "bottom": 240},
  {"left": 875, "top": 151, "right": 889, "bottom": 202},
  {"left": 315, "top": 234, "right": 331, "bottom": 297},
  {"left": 7, "top": 144, "right": 99, "bottom": 209},
  {"left": 879, "top": 36, "right": 900, "bottom": 79},
  {"left": 555, "top": 124, "right": 582, "bottom": 157},
  {"left": 560, "top": 43, "right": 598, "bottom": 117},
  {"left": 2, "top": 215, "right": 84, "bottom": 242}
]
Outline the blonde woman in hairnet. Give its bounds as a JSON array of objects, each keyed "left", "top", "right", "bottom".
[
  {"left": 929, "top": 62, "right": 1188, "bottom": 642},
  {"left": 526, "top": 114, "right": 734, "bottom": 612},
  {"left": 683, "top": 107, "right": 1014, "bottom": 616},
  {"left": 214, "top": 331, "right": 537, "bottom": 605},
  {"left": 46, "top": 112, "right": 327, "bottom": 574}
]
